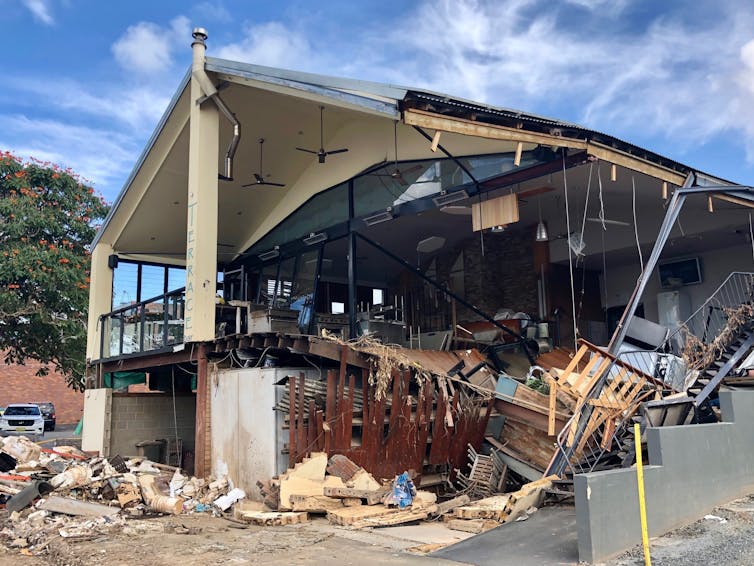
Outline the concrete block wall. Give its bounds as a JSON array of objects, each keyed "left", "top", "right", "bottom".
[
  {"left": 108, "top": 393, "right": 196, "bottom": 459},
  {"left": 575, "top": 391, "right": 754, "bottom": 563}
]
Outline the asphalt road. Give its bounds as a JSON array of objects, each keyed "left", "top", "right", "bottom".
[{"left": 34, "top": 423, "right": 81, "bottom": 448}]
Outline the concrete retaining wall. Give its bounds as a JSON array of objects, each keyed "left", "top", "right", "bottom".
[{"left": 575, "top": 390, "right": 754, "bottom": 563}]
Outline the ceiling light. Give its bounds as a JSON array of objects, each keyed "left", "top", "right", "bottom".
[
  {"left": 662, "top": 181, "right": 668, "bottom": 200},
  {"left": 440, "top": 205, "right": 472, "bottom": 216},
  {"left": 610, "top": 164, "right": 617, "bottom": 182},
  {"left": 535, "top": 221, "right": 549, "bottom": 242},
  {"left": 432, "top": 189, "right": 469, "bottom": 207},
  {"left": 363, "top": 209, "right": 394, "bottom": 226},
  {"left": 258, "top": 246, "right": 280, "bottom": 261},
  {"left": 303, "top": 232, "right": 327, "bottom": 246}
]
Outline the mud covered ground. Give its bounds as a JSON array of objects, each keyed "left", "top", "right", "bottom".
[{"left": 0, "top": 513, "right": 469, "bottom": 566}]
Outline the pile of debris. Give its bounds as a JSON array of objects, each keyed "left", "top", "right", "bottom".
[
  {"left": 0, "top": 435, "right": 239, "bottom": 552},
  {"left": 245, "top": 451, "right": 555, "bottom": 534}
]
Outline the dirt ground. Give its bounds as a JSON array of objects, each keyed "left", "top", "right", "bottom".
[
  {"left": 0, "top": 513, "right": 471, "bottom": 566},
  {"left": 8, "top": 495, "right": 754, "bottom": 565},
  {"left": 607, "top": 495, "right": 754, "bottom": 566}
]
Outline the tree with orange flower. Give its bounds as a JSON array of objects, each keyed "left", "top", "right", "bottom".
[{"left": 0, "top": 151, "right": 109, "bottom": 390}]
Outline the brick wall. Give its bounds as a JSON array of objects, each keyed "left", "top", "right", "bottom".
[
  {"left": 0, "top": 360, "right": 84, "bottom": 424},
  {"left": 109, "top": 393, "right": 196, "bottom": 460}
]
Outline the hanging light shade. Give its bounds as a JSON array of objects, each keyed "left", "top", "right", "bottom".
[
  {"left": 536, "top": 221, "right": 549, "bottom": 242},
  {"left": 535, "top": 196, "right": 549, "bottom": 242}
]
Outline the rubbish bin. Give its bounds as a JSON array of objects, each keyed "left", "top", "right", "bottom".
[{"left": 135, "top": 440, "right": 166, "bottom": 463}]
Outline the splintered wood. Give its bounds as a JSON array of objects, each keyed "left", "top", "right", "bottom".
[
  {"left": 545, "top": 339, "right": 664, "bottom": 470},
  {"left": 285, "top": 354, "right": 493, "bottom": 480},
  {"left": 448, "top": 476, "right": 557, "bottom": 530}
]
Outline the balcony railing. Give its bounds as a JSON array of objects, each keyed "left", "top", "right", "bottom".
[{"left": 99, "top": 287, "right": 186, "bottom": 360}]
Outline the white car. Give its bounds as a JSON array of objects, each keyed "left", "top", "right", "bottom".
[{"left": 0, "top": 404, "right": 44, "bottom": 436}]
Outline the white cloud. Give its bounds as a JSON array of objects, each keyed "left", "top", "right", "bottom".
[
  {"left": 21, "top": 0, "right": 54, "bottom": 25},
  {"left": 111, "top": 16, "right": 191, "bottom": 74},
  {"left": 381, "top": 0, "right": 754, "bottom": 159},
  {"left": 6, "top": 77, "right": 170, "bottom": 131},
  {"left": 0, "top": 114, "right": 140, "bottom": 192},
  {"left": 215, "top": 22, "right": 317, "bottom": 70}
]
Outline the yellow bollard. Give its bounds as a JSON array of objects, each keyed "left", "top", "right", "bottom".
[{"left": 634, "top": 422, "right": 652, "bottom": 566}]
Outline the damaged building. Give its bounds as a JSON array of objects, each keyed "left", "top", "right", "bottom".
[{"left": 80, "top": 28, "right": 754, "bottom": 562}]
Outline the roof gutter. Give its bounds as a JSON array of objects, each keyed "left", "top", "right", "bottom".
[{"left": 191, "top": 28, "right": 240, "bottom": 181}]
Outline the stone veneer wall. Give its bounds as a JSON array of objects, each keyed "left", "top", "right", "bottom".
[{"left": 435, "top": 225, "right": 539, "bottom": 322}]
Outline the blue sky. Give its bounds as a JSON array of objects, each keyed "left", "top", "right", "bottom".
[{"left": 3, "top": 0, "right": 754, "bottom": 202}]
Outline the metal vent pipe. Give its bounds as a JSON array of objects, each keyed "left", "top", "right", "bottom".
[{"left": 191, "top": 28, "right": 240, "bottom": 181}]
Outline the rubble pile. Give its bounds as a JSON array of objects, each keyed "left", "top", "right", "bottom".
[
  {"left": 0, "top": 434, "right": 557, "bottom": 558},
  {"left": 0, "top": 435, "right": 237, "bottom": 553},
  {"left": 247, "top": 451, "right": 551, "bottom": 532}
]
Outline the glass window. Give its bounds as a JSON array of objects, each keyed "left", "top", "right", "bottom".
[
  {"left": 331, "top": 302, "right": 345, "bottom": 314},
  {"left": 112, "top": 262, "right": 138, "bottom": 309},
  {"left": 168, "top": 267, "right": 186, "bottom": 292},
  {"left": 373, "top": 288, "right": 384, "bottom": 305},
  {"left": 353, "top": 159, "right": 445, "bottom": 217},
  {"left": 249, "top": 183, "right": 349, "bottom": 256},
  {"left": 141, "top": 264, "right": 166, "bottom": 301}
]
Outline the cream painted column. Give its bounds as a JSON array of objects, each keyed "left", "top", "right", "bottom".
[
  {"left": 185, "top": 30, "right": 219, "bottom": 342},
  {"left": 86, "top": 242, "right": 114, "bottom": 361}
]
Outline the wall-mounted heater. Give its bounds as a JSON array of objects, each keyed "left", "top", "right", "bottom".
[
  {"left": 432, "top": 189, "right": 469, "bottom": 207},
  {"left": 303, "top": 232, "right": 327, "bottom": 246},
  {"left": 363, "top": 209, "right": 394, "bottom": 226},
  {"left": 258, "top": 246, "right": 280, "bottom": 261}
]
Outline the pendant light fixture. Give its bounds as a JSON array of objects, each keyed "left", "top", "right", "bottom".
[{"left": 536, "top": 196, "right": 549, "bottom": 242}]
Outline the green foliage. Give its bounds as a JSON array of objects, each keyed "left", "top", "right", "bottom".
[{"left": 0, "top": 151, "right": 109, "bottom": 390}]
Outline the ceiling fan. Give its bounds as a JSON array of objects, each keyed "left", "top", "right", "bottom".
[
  {"left": 370, "top": 122, "right": 423, "bottom": 186},
  {"left": 242, "top": 138, "right": 285, "bottom": 188},
  {"left": 296, "top": 106, "right": 349, "bottom": 163}
]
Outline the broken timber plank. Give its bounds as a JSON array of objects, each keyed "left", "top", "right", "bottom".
[
  {"left": 327, "top": 504, "right": 397, "bottom": 526},
  {"left": 290, "top": 494, "right": 344, "bottom": 513},
  {"left": 237, "top": 510, "right": 308, "bottom": 526},
  {"left": 503, "top": 475, "right": 558, "bottom": 522},
  {"left": 446, "top": 518, "right": 499, "bottom": 534},
  {"left": 351, "top": 506, "right": 437, "bottom": 528},
  {"left": 323, "top": 486, "right": 389, "bottom": 505},
  {"left": 432, "top": 494, "right": 471, "bottom": 517},
  {"left": 454, "top": 495, "right": 512, "bottom": 521}
]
